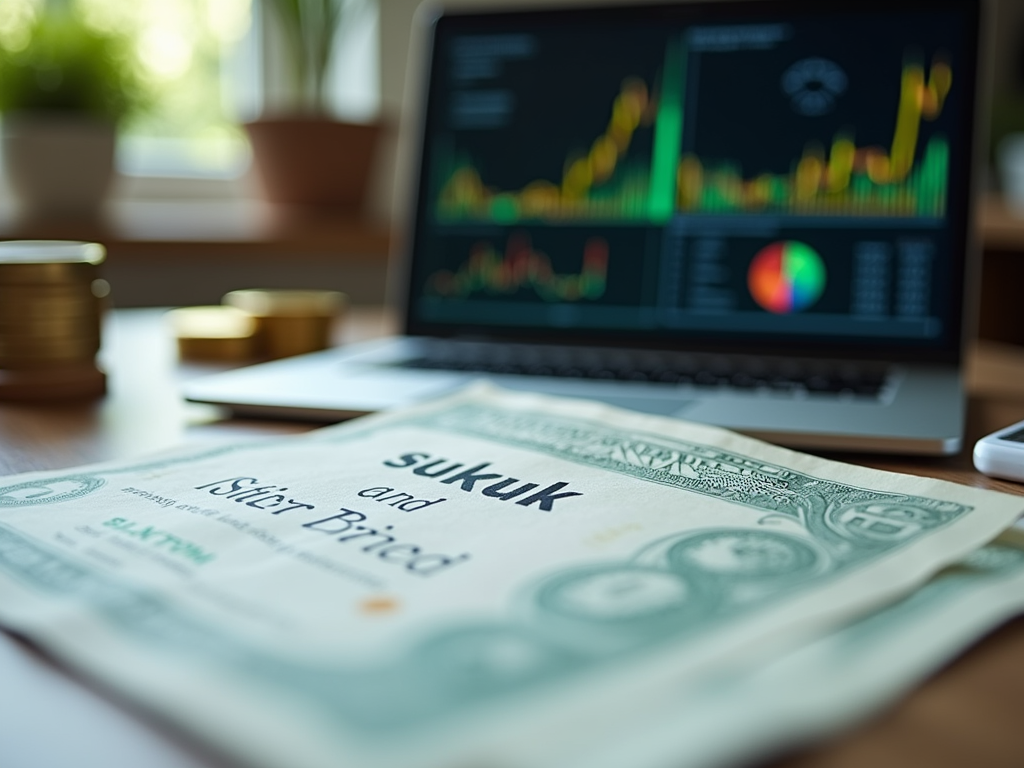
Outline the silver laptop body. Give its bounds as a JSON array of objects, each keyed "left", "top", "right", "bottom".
[{"left": 184, "top": 0, "right": 983, "bottom": 456}]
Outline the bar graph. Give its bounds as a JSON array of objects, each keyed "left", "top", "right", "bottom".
[
  {"left": 677, "top": 56, "right": 952, "bottom": 217},
  {"left": 433, "top": 39, "right": 683, "bottom": 224}
]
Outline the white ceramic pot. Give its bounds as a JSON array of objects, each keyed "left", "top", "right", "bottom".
[{"left": 1, "top": 112, "right": 116, "bottom": 217}]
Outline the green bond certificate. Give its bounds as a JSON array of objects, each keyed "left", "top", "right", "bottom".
[{"left": 0, "top": 385, "right": 1019, "bottom": 768}]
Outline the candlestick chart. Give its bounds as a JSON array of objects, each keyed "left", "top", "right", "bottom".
[
  {"left": 678, "top": 55, "right": 952, "bottom": 217},
  {"left": 427, "top": 234, "right": 609, "bottom": 302},
  {"left": 434, "top": 41, "right": 682, "bottom": 224}
]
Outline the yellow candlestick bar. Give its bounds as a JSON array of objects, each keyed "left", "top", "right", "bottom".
[
  {"left": 677, "top": 54, "right": 952, "bottom": 214},
  {"left": 438, "top": 78, "right": 653, "bottom": 220}
]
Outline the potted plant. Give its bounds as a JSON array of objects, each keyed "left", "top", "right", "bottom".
[
  {"left": 0, "top": 5, "right": 145, "bottom": 219},
  {"left": 245, "top": 0, "right": 381, "bottom": 212}
]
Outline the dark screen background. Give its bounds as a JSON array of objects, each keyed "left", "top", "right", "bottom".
[{"left": 404, "top": 0, "right": 978, "bottom": 362}]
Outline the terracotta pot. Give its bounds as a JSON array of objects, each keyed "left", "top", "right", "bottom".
[
  {"left": 244, "top": 117, "right": 381, "bottom": 210},
  {"left": 1, "top": 112, "right": 116, "bottom": 217}
]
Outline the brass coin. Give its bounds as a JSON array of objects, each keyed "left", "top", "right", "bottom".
[
  {"left": 0, "top": 341, "right": 101, "bottom": 359},
  {"left": 0, "top": 335, "right": 99, "bottom": 357},
  {"left": 222, "top": 289, "right": 346, "bottom": 359},
  {"left": 224, "top": 288, "right": 347, "bottom": 317},
  {"left": 0, "top": 314, "right": 99, "bottom": 330},
  {"left": 0, "top": 352, "right": 99, "bottom": 371},
  {"left": 166, "top": 306, "right": 257, "bottom": 361},
  {"left": 0, "top": 241, "right": 105, "bottom": 285},
  {"left": 0, "top": 316, "right": 101, "bottom": 338},
  {"left": 0, "top": 331, "right": 101, "bottom": 349},
  {"left": 0, "top": 323, "right": 99, "bottom": 342},
  {"left": 166, "top": 306, "right": 256, "bottom": 338},
  {"left": 0, "top": 285, "right": 100, "bottom": 300},
  {"left": 0, "top": 297, "right": 102, "bottom": 321},
  {"left": 0, "top": 342, "right": 98, "bottom": 358},
  {"left": 0, "top": 362, "right": 106, "bottom": 400},
  {"left": 257, "top": 315, "right": 335, "bottom": 359},
  {"left": 0, "top": 357, "right": 98, "bottom": 371},
  {"left": 0, "top": 263, "right": 98, "bottom": 286},
  {"left": 0, "top": 357, "right": 98, "bottom": 372},
  {"left": 0, "top": 300, "right": 101, "bottom": 317},
  {"left": 0, "top": 284, "right": 102, "bottom": 301},
  {"left": 177, "top": 335, "right": 255, "bottom": 361}
]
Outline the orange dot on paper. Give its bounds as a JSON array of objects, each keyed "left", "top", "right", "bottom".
[{"left": 360, "top": 596, "right": 400, "bottom": 615}]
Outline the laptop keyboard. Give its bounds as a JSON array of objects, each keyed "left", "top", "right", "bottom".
[{"left": 401, "top": 343, "right": 889, "bottom": 398}]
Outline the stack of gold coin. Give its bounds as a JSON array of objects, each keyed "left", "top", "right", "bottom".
[
  {"left": 0, "top": 240, "right": 108, "bottom": 400},
  {"left": 165, "top": 305, "right": 258, "bottom": 361},
  {"left": 223, "top": 289, "right": 347, "bottom": 359}
]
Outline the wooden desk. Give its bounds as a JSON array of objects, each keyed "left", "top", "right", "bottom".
[{"left": 1, "top": 308, "right": 1023, "bottom": 768}]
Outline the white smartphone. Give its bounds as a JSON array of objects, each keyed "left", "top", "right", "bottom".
[{"left": 973, "top": 420, "right": 1024, "bottom": 483}]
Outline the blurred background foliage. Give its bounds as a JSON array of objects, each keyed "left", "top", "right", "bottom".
[
  {"left": 0, "top": 0, "right": 253, "bottom": 175},
  {"left": 0, "top": 6, "right": 146, "bottom": 121}
]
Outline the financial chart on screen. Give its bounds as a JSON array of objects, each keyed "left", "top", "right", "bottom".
[{"left": 408, "top": 3, "right": 974, "bottom": 351}]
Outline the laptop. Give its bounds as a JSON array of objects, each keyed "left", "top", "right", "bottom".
[{"left": 184, "top": 0, "right": 984, "bottom": 456}]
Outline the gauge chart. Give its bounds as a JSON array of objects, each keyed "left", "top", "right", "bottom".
[{"left": 747, "top": 241, "right": 826, "bottom": 314}]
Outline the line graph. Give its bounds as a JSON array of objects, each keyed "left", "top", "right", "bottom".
[{"left": 427, "top": 233, "right": 609, "bottom": 302}]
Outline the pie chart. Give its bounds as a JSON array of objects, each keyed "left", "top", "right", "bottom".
[{"left": 747, "top": 241, "right": 826, "bottom": 314}]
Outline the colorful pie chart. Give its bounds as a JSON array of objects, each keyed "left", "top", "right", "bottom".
[{"left": 747, "top": 241, "right": 826, "bottom": 314}]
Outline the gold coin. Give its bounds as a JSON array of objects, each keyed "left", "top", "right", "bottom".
[
  {"left": 0, "top": 284, "right": 102, "bottom": 301},
  {"left": 0, "top": 312, "right": 100, "bottom": 327},
  {"left": 166, "top": 305, "right": 256, "bottom": 338},
  {"left": 0, "top": 340, "right": 101, "bottom": 358},
  {"left": 222, "top": 289, "right": 346, "bottom": 359},
  {"left": 0, "top": 354, "right": 98, "bottom": 370},
  {"left": 223, "top": 289, "right": 347, "bottom": 317},
  {"left": 0, "top": 300, "right": 100, "bottom": 317},
  {"left": 0, "top": 363, "right": 106, "bottom": 401},
  {"left": 0, "top": 297, "right": 102, "bottom": 321},
  {"left": 176, "top": 335, "right": 255, "bottom": 361},
  {"left": 0, "top": 334, "right": 99, "bottom": 352},
  {"left": 257, "top": 315, "right": 335, "bottom": 359},
  {"left": 0, "top": 356, "right": 98, "bottom": 372},
  {"left": 166, "top": 306, "right": 257, "bottom": 362},
  {"left": 0, "top": 263, "right": 98, "bottom": 286},
  {"left": 0, "top": 241, "right": 105, "bottom": 285},
  {"left": 0, "top": 331, "right": 101, "bottom": 349},
  {"left": 0, "top": 335, "right": 99, "bottom": 358},
  {"left": 0, "top": 316, "right": 101, "bottom": 338}
]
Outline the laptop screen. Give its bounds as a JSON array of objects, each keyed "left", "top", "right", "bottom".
[{"left": 403, "top": 0, "right": 980, "bottom": 362}]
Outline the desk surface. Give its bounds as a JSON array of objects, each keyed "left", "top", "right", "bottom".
[{"left": 1, "top": 308, "right": 1024, "bottom": 768}]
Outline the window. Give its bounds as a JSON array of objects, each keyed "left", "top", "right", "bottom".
[{"left": 0, "top": 0, "right": 379, "bottom": 184}]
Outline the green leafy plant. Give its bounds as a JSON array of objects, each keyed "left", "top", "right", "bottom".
[
  {"left": 264, "top": 0, "right": 358, "bottom": 115},
  {"left": 0, "top": 8, "right": 147, "bottom": 123}
]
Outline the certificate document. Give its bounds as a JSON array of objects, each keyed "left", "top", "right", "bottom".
[{"left": 0, "top": 385, "right": 1020, "bottom": 768}]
